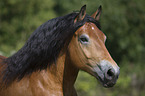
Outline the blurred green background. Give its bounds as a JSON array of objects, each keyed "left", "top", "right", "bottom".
[{"left": 0, "top": 0, "right": 145, "bottom": 96}]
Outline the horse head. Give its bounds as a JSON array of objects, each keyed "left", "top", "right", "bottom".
[{"left": 68, "top": 5, "right": 120, "bottom": 88}]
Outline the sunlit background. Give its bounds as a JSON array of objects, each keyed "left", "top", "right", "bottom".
[{"left": 0, "top": 0, "right": 145, "bottom": 96}]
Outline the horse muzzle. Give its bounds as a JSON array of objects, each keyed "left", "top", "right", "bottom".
[{"left": 93, "top": 60, "right": 120, "bottom": 88}]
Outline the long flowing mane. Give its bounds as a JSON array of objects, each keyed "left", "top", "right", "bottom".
[{"left": 1, "top": 12, "right": 101, "bottom": 86}]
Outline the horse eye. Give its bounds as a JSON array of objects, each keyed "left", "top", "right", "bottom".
[{"left": 79, "top": 34, "right": 89, "bottom": 44}]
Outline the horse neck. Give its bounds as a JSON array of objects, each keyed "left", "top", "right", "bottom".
[{"left": 35, "top": 53, "right": 79, "bottom": 95}]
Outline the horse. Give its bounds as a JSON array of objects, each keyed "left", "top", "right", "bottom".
[{"left": 0, "top": 5, "right": 120, "bottom": 96}]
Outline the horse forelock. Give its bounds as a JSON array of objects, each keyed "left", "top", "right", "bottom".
[{"left": 2, "top": 12, "right": 101, "bottom": 86}]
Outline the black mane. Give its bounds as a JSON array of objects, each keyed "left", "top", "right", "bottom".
[{"left": 2, "top": 12, "right": 101, "bottom": 85}]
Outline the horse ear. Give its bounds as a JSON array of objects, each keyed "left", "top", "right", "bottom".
[
  {"left": 91, "top": 5, "right": 102, "bottom": 21},
  {"left": 74, "top": 5, "right": 86, "bottom": 23}
]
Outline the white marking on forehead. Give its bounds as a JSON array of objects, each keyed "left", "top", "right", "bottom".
[{"left": 92, "top": 27, "right": 94, "bottom": 30}]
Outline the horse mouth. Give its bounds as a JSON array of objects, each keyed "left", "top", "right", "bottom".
[
  {"left": 102, "top": 81, "right": 116, "bottom": 88},
  {"left": 95, "top": 73, "right": 117, "bottom": 88}
]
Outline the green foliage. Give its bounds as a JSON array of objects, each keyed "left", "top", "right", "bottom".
[
  {"left": 0, "top": 0, "right": 145, "bottom": 96},
  {"left": 0, "top": 0, "right": 56, "bottom": 56}
]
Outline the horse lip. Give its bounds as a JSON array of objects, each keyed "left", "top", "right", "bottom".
[{"left": 102, "top": 81, "right": 116, "bottom": 88}]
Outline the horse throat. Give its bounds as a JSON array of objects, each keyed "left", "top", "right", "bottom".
[{"left": 63, "top": 53, "right": 79, "bottom": 95}]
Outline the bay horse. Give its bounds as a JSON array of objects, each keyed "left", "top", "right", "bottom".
[{"left": 0, "top": 5, "right": 120, "bottom": 96}]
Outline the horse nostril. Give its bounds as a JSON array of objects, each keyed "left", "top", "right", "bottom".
[
  {"left": 107, "top": 69, "right": 114, "bottom": 77},
  {"left": 105, "top": 68, "right": 115, "bottom": 80}
]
